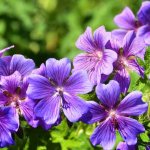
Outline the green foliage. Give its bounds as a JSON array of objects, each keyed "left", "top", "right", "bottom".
[{"left": 0, "top": 0, "right": 142, "bottom": 64}]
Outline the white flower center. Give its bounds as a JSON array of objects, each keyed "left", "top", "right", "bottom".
[
  {"left": 109, "top": 110, "right": 116, "bottom": 118},
  {"left": 96, "top": 51, "right": 103, "bottom": 59},
  {"left": 56, "top": 87, "right": 64, "bottom": 93}
]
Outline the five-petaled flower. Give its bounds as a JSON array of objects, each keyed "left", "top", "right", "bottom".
[
  {"left": 73, "top": 26, "right": 117, "bottom": 85},
  {"left": 27, "top": 58, "right": 93, "bottom": 129},
  {"left": 81, "top": 80, "right": 147, "bottom": 149}
]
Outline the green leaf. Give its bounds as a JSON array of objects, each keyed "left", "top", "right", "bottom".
[
  {"left": 140, "top": 132, "right": 149, "bottom": 143},
  {"left": 128, "top": 71, "right": 140, "bottom": 92}
]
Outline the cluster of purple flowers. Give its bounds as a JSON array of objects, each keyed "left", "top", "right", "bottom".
[
  {"left": 113, "top": 1, "right": 150, "bottom": 46},
  {"left": 0, "top": 1, "right": 149, "bottom": 149}
]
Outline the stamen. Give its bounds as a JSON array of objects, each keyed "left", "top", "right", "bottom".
[
  {"left": 96, "top": 51, "right": 103, "bottom": 59},
  {"left": 119, "top": 56, "right": 129, "bottom": 67},
  {"left": 56, "top": 87, "right": 64, "bottom": 93},
  {"left": 109, "top": 110, "right": 116, "bottom": 117},
  {"left": 49, "top": 79, "right": 56, "bottom": 86},
  {"left": 3, "top": 91, "right": 12, "bottom": 97},
  {"left": 16, "top": 87, "right": 21, "bottom": 94}
]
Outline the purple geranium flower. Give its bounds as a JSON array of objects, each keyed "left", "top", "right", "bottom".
[
  {"left": 106, "top": 31, "right": 146, "bottom": 93},
  {"left": 0, "top": 45, "right": 14, "bottom": 57},
  {"left": 0, "top": 71, "right": 38, "bottom": 128},
  {"left": 0, "top": 106, "right": 19, "bottom": 147},
  {"left": 82, "top": 80, "right": 147, "bottom": 149},
  {"left": 117, "top": 142, "right": 136, "bottom": 150},
  {"left": 113, "top": 2, "right": 150, "bottom": 45},
  {"left": 73, "top": 26, "right": 117, "bottom": 84},
  {"left": 0, "top": 54, "right": 35, "bottom": 77},
  {"left": 27, "top": 58, "right": 93, "bottom": 129}
]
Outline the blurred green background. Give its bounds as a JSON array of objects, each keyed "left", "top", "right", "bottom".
[
  {"left": 1, "top": 0, "right": 142, "bottom": 65},
  {"left": 1, "top": 0, "right": 144, "bottom": 150}
]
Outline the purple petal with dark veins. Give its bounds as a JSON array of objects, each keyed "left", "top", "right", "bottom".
[
  {"left": 96, "top": 80, "right": 120, "bottom": 108},
  {"left": 76, "top": 27, "right": 96, "bottom": 53},
  {"left": 123, "top": 31, "right": 146, "bottom": 60},
  {"left": 46, "top": 58, "right": 71, "bottom": 85},
  {"left": 73, "top": 53, "right": 100, "bottom": 85},
  {"left": 81, "top": 101, "right": 107, "bottom": 124},
  {"left": 20, "top": 98, "right": 39, "bottom": 128},
  {"left": 10, "top": 54, "right": 35, "bottom": 76},
  {"left": 93, "top": 26, "right": 110, "bottom": 50},
  {"left": 34, "top": 95, "right": 61, "bottom": 125},
  {"left": 137, "top": 1, "right": 150, "bottom": 24},
  {"left": 0, "top": 106, "right": 19, "bottom": 147},
  {"left": 117, "top": 91, "right": 148, "bottom": 116},
  {"left": 127, "top": 59, "right": 144, "bottom": 78},
  {"left": 27, "top": 74, "right": 55, "bottom": 99},
  {"left": 114, "top": 7, "right": 136, "bottom": 30},
  {"left": 62, "top": 94, "right": 88, "bottom": 122},
  {"left": 117, "top": 116, "right": 145, "bottom": 145},
  {"left": 64, "top": 70, "right": 93, "bottom": 94},
  {"left": 90, "top": 118, "right": 116, "bottom": 149}
]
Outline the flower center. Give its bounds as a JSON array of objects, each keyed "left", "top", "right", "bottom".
[
  {"left": 3, "top": 89, "right": 25, "bottom": 107},
  {"left": 96, "top": 51, "right": 103, "bottom": 59},
  {"left": 109, "top": 110, "right": 116, "bottom": 118},
  {"left": 12, "top": 95, "right": 19, "bottom": 102},
  {"left": 56, "top": 87, "right": 64, "bottom": 95},
  {"left": 108, "top": 110, "right": 119, "bottom": 129},
  {"left": 119, "top": 56, "right": 129, "bottom": 67},
  {"left": 10, "top": 95, "right": 21, "bottom": 107}
]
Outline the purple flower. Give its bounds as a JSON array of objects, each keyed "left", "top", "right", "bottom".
[
  {"left": 117, "top": 142, "right": 136, "bottom": 150},
  {"left": 114, "top": 7, "right": 142, "bottom": 33},
  {"left": 0, "top": 54, "right": 35, "bottom": 77},
  {"left": 138, "top": 1, "right": 150, "bottom": 25},
  {"left": 0, "top": 71, "right": 38, "bottom": 128},
  {"left": 0, "top": 106, "right": 19, "bottom": 147},
  {"left": 113, "top": 2, "right": 150, "bottom": 45},
  {"left": 82, "top": 80, "right": 147, "bottom": 149},
  {"left": 0, "top": 45, "right": 14, "bottom": 57},
  {"left": 147, "top": 145, "right": 150, "bottom": 150},
  {"left": 27, "top": 58, "right": 93, "bottom": 129},
  {"left": 106, "top": 31, "right": 146, "bottom": 93},
  {"left": 73, "top": 26, "right": 117, "bottom": 84}
]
